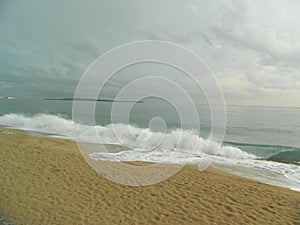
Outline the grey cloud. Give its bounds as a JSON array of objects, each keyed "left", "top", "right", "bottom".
[
  {"left": 0, "top": 81, "right": 12, "bottom": 90},
  {"left": 212, "top": 0, "right": 300, "bottom": 64},
  {"left": 1, "top": 0, "right": 299, "bottom": 106},
  {"left": 64, "top": 38, "right": 104, "bottom": 59}
]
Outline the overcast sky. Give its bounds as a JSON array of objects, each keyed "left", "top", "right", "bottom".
[{"left": 1, "top": 0, "right": 300, "bottom": 106}]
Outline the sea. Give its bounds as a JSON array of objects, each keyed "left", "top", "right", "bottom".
[{"left": 0, "top": 97, "right": 299, "bottom": 191}]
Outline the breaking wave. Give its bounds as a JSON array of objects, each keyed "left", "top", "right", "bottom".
[{"left": 0, "top": 113, "right": 256, "bottom": 160}]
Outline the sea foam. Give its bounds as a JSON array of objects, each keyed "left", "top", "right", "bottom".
[
  {"left": 0, "top": 113, "right": 256, "bottom": 160},
  {"left": 0, "top": 113, "right": 299, "bottom": 190}
]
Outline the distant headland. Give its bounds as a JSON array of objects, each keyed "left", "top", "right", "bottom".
[
  {"left": 44, "top": 98, "right": 144, "bottom": 103},
  {"left": 0, "top": 96, "right": 16, "bottom": 100}
]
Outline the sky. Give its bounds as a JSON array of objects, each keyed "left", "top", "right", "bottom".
[{"left": 0, "top": 0, "right": 300, "bottom": 107}]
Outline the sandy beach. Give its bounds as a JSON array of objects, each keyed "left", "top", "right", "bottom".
[{"left": 0, "top": 127, "right": 299, "bottom": 225}]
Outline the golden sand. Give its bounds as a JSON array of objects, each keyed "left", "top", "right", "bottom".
[{"left": 0, "top": 128, "right": 299, "bottom": 225}]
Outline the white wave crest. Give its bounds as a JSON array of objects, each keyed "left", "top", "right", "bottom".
[{"left": 0, "top": 113, "right": 256, "bottom": 160}]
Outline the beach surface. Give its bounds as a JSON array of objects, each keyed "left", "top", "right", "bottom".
[{"left": 0, "top": 128, "right": 299, "bottom": 225}]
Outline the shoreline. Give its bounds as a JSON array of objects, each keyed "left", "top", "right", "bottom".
[
  {"left": 2, "top": 126, "right": 299, "bottom": 192},
  {"left": 0, "top": 127, "right": 299, "bottom": 224}
]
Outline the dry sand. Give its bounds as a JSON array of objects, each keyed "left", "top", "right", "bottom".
[{"left": 0, "top": 128, "right": 299, "bottom": 225}]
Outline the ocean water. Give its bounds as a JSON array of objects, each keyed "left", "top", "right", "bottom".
[{"left": 0, "top": 98, "right": 299, "bottom": 190}]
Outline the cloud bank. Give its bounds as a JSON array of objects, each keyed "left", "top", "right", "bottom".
[{"left": 0, "top": 0, "right": 299, "bottom": 106}]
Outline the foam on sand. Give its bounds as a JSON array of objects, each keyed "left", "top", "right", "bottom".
[
  {"left": 0, "top": 113, "right": 299, "bottom": 190},
  {"left": 0, "top": 128, "right": 299, "bottom": 225}
]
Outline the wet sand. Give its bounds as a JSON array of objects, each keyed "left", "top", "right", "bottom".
[{"left": 0, "top": 128, "right": 299, "bottom": 225}]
